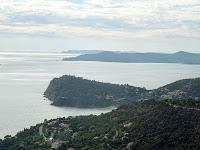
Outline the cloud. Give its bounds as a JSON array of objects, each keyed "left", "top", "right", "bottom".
[{"left": 0, "top": 0, "right": 200, "bottom": 39}]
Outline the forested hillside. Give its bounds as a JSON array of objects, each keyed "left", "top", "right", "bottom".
[
  {"left": 44, "top": 75, "right": 147, "bottom": 108},
  {"left": 1, "top": 100, "right": 200, "bottom": 150},
  {"left": 44, "top": 75, "right": 200, "bottom": 108}
]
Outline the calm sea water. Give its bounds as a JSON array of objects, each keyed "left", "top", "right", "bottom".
[{"left": 0, "top": 51, "right": 200, "bottom": 138}]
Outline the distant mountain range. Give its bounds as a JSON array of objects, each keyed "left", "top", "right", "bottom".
[
  {"left": 44, "top": 75, "right": 200, "bottom": 108},
  {"left": 63, "top": 51, "right": 200, "bottom": 64}
]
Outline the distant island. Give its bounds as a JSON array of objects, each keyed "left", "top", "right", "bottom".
[
  {"left": 62, "top": 50, "right": 104, "bottom": 55},
  {"left": 44, "top": 75, "right": 200, "bottom": 108},
  {"left": 63, "top": 51, "right": 200, "bottom": 64},
  {"left": 2, "top": 99, "right": 200, "bottom": 149}
]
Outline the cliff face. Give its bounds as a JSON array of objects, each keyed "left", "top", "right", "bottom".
[
  {"left": 44, "top": 76, "right": 200, "bottom": 108},
  {"left": 2, "top": 100, "right": 200, "bottom": 150}
]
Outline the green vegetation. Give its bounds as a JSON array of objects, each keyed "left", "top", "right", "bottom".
[
  {"left": 2, "top": 76, "right": 198, "bottom": 149},
  {"left": 44, "top": 75, "right": 147, "bottom": 108},
  {"left": 44, "top": 75, "right": 200, "bottom": 108},
  {"left": 166, "top": 99, "right": 200, "bottom": 110},
  {"left": 1, "top": 99, "right": 200, "bottom": 150},
  {"left": 152, "top": 78, "right": 200, "bottom": 100}
]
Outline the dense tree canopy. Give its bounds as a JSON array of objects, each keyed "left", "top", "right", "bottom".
[
  {"left": 1, "top": 100, "right": 200, "bottom": 150},
  {"left": 44, "top": 75, "right": 200, "bottom": 108}
]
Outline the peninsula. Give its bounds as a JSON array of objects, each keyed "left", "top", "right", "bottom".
[{"left": 44, "top": 75, "right": 200, "bottom": 108}]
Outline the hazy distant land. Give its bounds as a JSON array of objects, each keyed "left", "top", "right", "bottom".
[
  {"left": 63, "top": 51, "right": 200, "bottom": 64},
  {"left": 62, "top": 50, "right": 104, "bottom": 55}
]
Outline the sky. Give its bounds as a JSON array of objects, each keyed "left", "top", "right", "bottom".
[{"left": 0, "top": 0, "right": 200, "bottom": 53}]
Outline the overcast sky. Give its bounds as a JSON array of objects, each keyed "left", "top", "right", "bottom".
[{"left": 0, "top": 0, "right": 200, "bottom": 52}]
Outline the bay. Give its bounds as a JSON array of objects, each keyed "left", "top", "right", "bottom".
[{"left": 0, "top": 51, "right": 200, "bottom": 138}]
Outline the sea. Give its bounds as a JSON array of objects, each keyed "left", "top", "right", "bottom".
[{"left": 0, "top": 51, "right": 200, "bottom": 138}]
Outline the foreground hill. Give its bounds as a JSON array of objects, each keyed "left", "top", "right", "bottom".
[
  {"left": 63, "top": 51, "right": 200, "bottom": 64},
  {"left": 1, "top": 100, "right": 200, "bottom": 149},
  {"left": 44, "top": 75, "right": 200, "bottom": 108}
]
